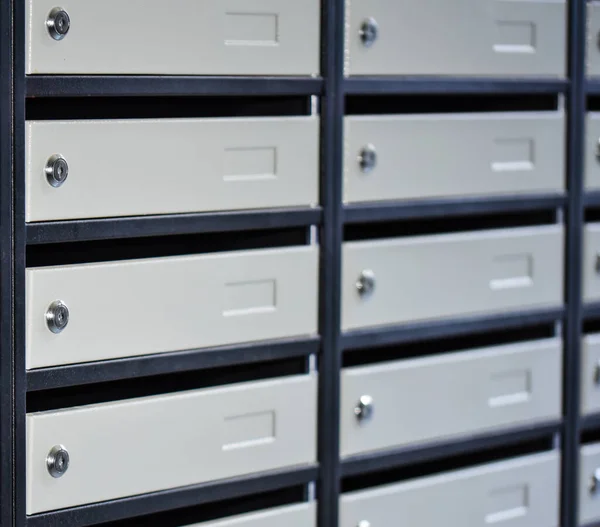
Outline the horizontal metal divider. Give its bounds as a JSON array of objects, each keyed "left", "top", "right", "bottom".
[
  {"left": 582, "top": 412, "right": 600, "bottom": 432},
  {"left": 26, "top": 76, "right": 324, "bottom": 98},
  {"left": 25, "top": 465, "right": 319, "bottom": 527},
  {"left": 27, "top": 336, "right": 320, "bottom": 392},
  {"left": 343, "top": 194, "right": 567, "bottom": 225},
  {"left": 26, "top": 207, "right": 323, "bottom": 245},
  {"left": 341, "top": 419, "right": 562, "bottom": 478},
  {"left": 344, "top": 77, "right": 569, "bottom": 96},
  {"left": 342, "top": 307, "right": 566, "bottom": 351},
  {"left": 586, "top": 78, "right": 600, "bottom": 95},
  {"left": 584, "top": 303, "right": 600, "bottom": 319},
  {"left": 585, "top": 192, "right": 600, "bottom": 208}
]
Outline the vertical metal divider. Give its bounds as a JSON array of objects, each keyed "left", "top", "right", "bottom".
[
  {"left": 563, "top": 0, "right": 586, "bottom": 526},
  {"left": 13, "top": 0, "right": 26, "bottom": 523},
  {"left": 0, "top": 0, "right": 14, "bottom": 525},
  {"left": 317, "top": 0, "right": 344, "bottom": 526}
]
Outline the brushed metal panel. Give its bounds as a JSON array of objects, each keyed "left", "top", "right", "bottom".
[
  {"left": 26, "top": 0, "right": 320, "bottom": 75},
  {"left": 584, "top": 224, "right": 600, "bottom": 302},
  {"left": 580, "top": 443, "right": 600, "bottom": 524},
  {"left": 588, "top": 3, "right": 600, "bottom": 77},
  {"left": 341, "top": 338, "right": 561, "bottom": 457},
  {"left": 344, "top": 112, "right": 564, "bottom": 203},
  {"left": 185, "top": 503, "right": 316, "bottom": 527},
  {"left": 340, "top": 452, "right": 560, "bottom": 527},
  {"left": 26, "top": 117, "right": 319, "bottom": 222},
  {"left": 27, "top": 374, "right": 317, "bottom": 514},
  {"left": 345, "top": 0, "right": 566, "bottom": 77},
  {"left": 582, "top": 334, "right": 600, "bottom": 415},
  {"left": 342, "top": 226, "right": 564, "bottom": 331},
  {"left": 586, "top": 114, "right": 600, "bottom": 190},
  {"left": 26, "top": 246, "right": 319, "bottom": 369}
]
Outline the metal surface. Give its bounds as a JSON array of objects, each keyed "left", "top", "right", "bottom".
[
  {"left": 26, "top": 466, "right": 319, "bottom": 527},
  {"left": 45, "top": 7, "right": 70, "bottom": 41},
  {"left": 344, "top": 112, "right": 565, "bottom": 204},
  {"left": 354, "top": 395, "right": 374, "bottom": 423},
  {"left": 0, "top": 0, "right": 587, "bottom": 525},
  {"left": 26, "top": 246, "right": 319, "bottom": 369},
  {"left": 44, "top": 154, "right": 68, "bottom": 188},
  {"left": 44, "top": 300, "right": 69, "bottom": 334},
  {"left": 27, "top": 0, "right": 321, "bottom": 75},
  {"left": 345, "top": 0, "right": 566, "bottom": 77},
  {"left": 562, "top": 0, "right": 586, "bottom": 525},
  {"left": 341, "top": 338, "right": 561, "bottom": 458},
  {"left": 341, "top": 452, "right": 560, "bottom": 527},
  {"left": 45, "top": 444, "right": 69, "bottom": 478},
  {"left": 26, "top": 118, "right": 319, "bottom": 222},
  {"left": 0, "top": 0, "right": 14, "bottom": 524},
  {"left": 342, "top": 226, "right": 564, "bottom": 330},
  {"left": 27, "top": 373, "right": 318, "bottom": 513}
]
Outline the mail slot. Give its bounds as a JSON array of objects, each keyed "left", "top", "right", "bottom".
[
  {"left": 344, "top": 112, "right": 565, "bottom": 204},
  {"left": 26, "top": 373, "right": 317, "bottom": 514},
  {"left": 580, "top": 443, "right": 600, "bottom": 524},
  {"left": 345, "top": 0, "right": 565, "bottom": 77},
  {"left": 340, "top": 452, "right": 559, "bottom": 527},
  {"left": 26, "top": 246, "right": 319, "bottom": 369},
  {"left": 342, "top": 225, "right": 563, "bottom": 331},
  {"left": 584, "top": 224, "right": 600, "bottom": 303},
  {"left": 26, "top": 117, "right": 319, "bottom": 222},
  {"left": 26, "top": 0, "right": 320, "bottom": 75},
  {"left": 341, "top": 338, "right": 561, "bottom": 458}
]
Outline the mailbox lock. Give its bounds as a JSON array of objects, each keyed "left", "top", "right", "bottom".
[
  {"left": 46, "top": 7, "right": 71, "bottom": 40},
  {"left": 356, "top": 269, "right": 376, "bottom": 297},
  {"left": 595, "top": 360, "right": 600, "bottom": 384},
  {"left": 591, "top": 468, "right": 600, "bottom": 494},
  {"left": 45, "top": 154, "right": 69, "bottom": 188},
  {"left": 359, "top": 145, "right": 377, "bottom": 173},
  {"left": 357, "top": 522, "right": 371, "bottom": 527},
  {"left": 359, "top": 18, "right": 378, "bottom": 47},
  {"left": 46, "top": 300, "right": 70, "bottom": 334},
  {"left": 46, "top": 445, "right": 70, "bottom": 478},
  {"left": 354, "top": 395, "right": 374, "bottom": 422}
]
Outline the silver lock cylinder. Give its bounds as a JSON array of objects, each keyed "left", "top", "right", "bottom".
[
  {"left": 47, "top": 445, "right": 70, "bottom": 478},
  {"left": 356, "top": 269, "right": 376, "bottom": 297},
  {"left": 358, "top": 522, "right": 371, "bottom": 527},
  {"left": 360, "top": 18, "right": 378, "bottom": 47},
  {"left": 359, "top": 145, "right": 377, "bottom": 173},
  {"left": 45, "top": 154, "right": 69, "bottom": 187},
  {"left": 46, "top": 300, "right": 70, "bottom": 334},
  {"left": 46, "top": 7, "right": 71, "bottom": 40},
  {"left": 355, "top": 395, "right": 374, "bottom": 422},
  {"left": 595, "top": 360, "right": 600, "bottom": 384}
]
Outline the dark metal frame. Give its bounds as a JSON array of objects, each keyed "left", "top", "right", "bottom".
[
  {"left": 1, "top": 0, "right": 589, "bottom": 526},
  {"left": 0, "top": 0, "right": 13, "bottom": 525}
]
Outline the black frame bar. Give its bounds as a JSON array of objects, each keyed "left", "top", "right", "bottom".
[
  {"left": 562, "top": 0, "right": 586, "bottom": 526},
  {"left": 1, "top": 0, "right": 14, "bottom": 525}
]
